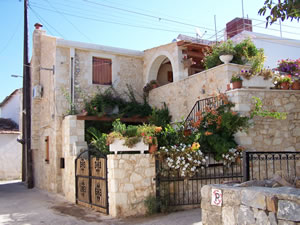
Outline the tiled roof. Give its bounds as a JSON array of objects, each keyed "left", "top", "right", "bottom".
[{"left": 0, "top": 118, "right": 19, "bottom": 131}]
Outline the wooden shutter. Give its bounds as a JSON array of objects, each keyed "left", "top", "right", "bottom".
[{"left": 93, "top": 57, "right": 112, "bottom": 85}]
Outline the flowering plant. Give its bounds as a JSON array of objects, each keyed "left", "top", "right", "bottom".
[
  {"left": 230, "top": 75, "right": 243, "bottom": 83},
  {"left": 106, "top": 119, "right": 162, "bottom": 148},
  {"left": 221, "top": 146, "right": 244, "bottom": 167},
  {"left": 277, "top": 58, "right": 300, "bottom": 76},
  {"left": 191, "top": 94, "right": 250, "bottom": 160},
  {"left": 273, "top": 75, "right": 292, "bottom": 87},
  {"left": 158, "top": 143, "right": 207, "bottom": 177}
]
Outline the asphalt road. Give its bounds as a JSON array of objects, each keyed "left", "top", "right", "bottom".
[{"left": 0, "top": 180, "right": 202, "bottom": 225}]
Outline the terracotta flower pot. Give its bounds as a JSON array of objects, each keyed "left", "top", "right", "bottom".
[
  {"left": 149, "top": 145, "right": 158, "bottom": 154},
  {"left": 184, "top": 129, "right": 191, "bottom": 137},
  {"left": 280, "top": 82, "right": 290, "bottom": 90},
  {"left": 291, "top": 81, "right": 300, "bottom": 90},
  {"left": 232, "top": 81, "right": 242, "bottom": 89}
]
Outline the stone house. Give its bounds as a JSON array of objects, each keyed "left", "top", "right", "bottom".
[
  {"left": 0, "top": 89, "right": 22, "bottom": 180},
  {"left": 30, "top": 18, "right": 300, "bottom": 216}
]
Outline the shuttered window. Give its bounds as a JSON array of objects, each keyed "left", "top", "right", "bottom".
[{"left": 92, "top": 57, "right": 112, "bottom": 85}]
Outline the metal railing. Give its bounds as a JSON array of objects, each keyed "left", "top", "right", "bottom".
[
  {"left": 243, "top": 151, "right": 300, "bottom": 182},
  {"left": 185, "top": 96, "right": 224, "bottom": 125}
]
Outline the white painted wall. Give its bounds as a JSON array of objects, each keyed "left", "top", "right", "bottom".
[
  {"left": 0, "top": 133, "right": 22, "bottom": 180},
  {"left": 232, "top": 31, "right": 300, "bottom": 69},
  {"left": 0, "top": 90, "right": 21, "bottom": 126}
]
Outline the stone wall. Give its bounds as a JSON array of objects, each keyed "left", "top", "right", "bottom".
[
  {"left": 201, "top": 184, "right": 300, "bottom": 225},
  {"left": 149, "top": 64, "right": 246, "bottom": 122},
  {"left": 227, "top": 89, "right": 300, "bottom": 152},
  {"left": 107, "top": 154, "right": 156, "bottom": 217},
  {"left": 61, "top": 115, "right": 87, "bottom": 203}
]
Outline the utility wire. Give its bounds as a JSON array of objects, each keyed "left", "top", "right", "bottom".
[
  {"left": 82, "top": 0, "right": 215, "bottom": 31},
  {"left": 30, "top": 5, "right": 198, "bottom": 35},
  {"left": 43, "top": 0, "right": 93, "bottom": 42},
  {"left": 29, "top": 1, "right": 204, "bottom": 35},
  {"left": 29, "top": 5, "right": 65, "bottom": 38},
  {"left": 0, "top": 15, "right": 22, "bottom": 56}
]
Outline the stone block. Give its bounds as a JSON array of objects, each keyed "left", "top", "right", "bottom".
[
  {"left": 202, "top": 209, "right": 222, "bottom": 225},
  {"left": 123, "top": 183, "right": 134, "bottom": 192},
  {"left": 237, "top": 205, "right": 256, "bottom": 225},
  {"left": 223, "top": 188, "right": 241, "bottom": 206},
  {"left": 256, "top": 210, "right": 270, "bottom": 225},
  {"left": 222, "top": 206, "right": 238, "bottom": 225},
  {"left": 269, "top": 212, "right": 278, "bottom": 225},
  {"left": 278, "top": 220, "right": 296, "bottom": 225},
  {"left": 293, "top": 128, "right": 300, "bottom": 137},
  {"left": 241, "top": 189, "right": 266, "bottom": 210},
  {"left": 201, "top": 185, "right": 212, "bottom": 201},
  {"left": 267, "top": 196, "right": 278, "bottom": 213},
  {"left": 201, "top": 198, "right": 222, "bottom": 213},
  {"left": 278, "top": 200, "right": 300, "bottom": 222},
  {"left": 130, "top": 172, "right": 143, "bottom": 183}
]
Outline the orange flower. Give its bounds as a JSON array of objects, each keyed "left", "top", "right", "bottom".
[
  {"left": 204, "top": 131, "right": 213, "bottom": 136},
  {"left": 191, "top": 142, "right": 200, "bottom": 151},
  {"left": 232, "top": 111, "right": 237, "bottom": 116},
  {"left": 155, "top": 127, "right": 162, "bottom": 133}
]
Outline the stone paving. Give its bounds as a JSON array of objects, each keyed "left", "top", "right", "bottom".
[{"left": 0, "top": 181, "right": 202, "bottom": 225}]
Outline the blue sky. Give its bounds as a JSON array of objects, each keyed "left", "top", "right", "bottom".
[{"left": 1, "top": 0, "right": 300, "bottom": 101}]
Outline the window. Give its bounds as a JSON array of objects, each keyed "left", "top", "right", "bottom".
[{"left": 92, "top": 57, "right": 112, "bottom": 85}]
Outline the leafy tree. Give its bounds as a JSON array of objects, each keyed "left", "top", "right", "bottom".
[{"left": 258, "top": 0, "right": 300, "bottom": 27}]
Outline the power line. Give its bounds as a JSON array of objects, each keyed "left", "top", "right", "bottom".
[
  {"left": 43, "top": 0, "right": 93, "bottom": 42},
  {"left": 29, "top": 4, "right": 199, "bottom": 35},
  {"left": 29, "top": 1, "right": 206, "bottom": 36},
  {"left": 29, "top": 5, "right": 65, "bottom": 38},
  {"left": 82, "top": 0, "right": 215, "bottom": 31},
  {"left": 0, "top": 15, "right": 22, "bottom": 56}
]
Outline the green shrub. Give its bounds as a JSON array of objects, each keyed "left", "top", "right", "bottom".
[{"left": 149, "top": 103, "right": 172, "bottom": 128}]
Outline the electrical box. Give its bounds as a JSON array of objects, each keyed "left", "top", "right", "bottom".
[{"left": 32, "top": 85, "right": 43, "bottom": 99}]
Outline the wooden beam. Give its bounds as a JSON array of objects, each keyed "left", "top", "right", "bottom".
[
  {"left": 76, "top": 115, "right": 149, "bottom": 123},
  {"left": 182, "top": 50, "right": 205, "bottom": 58}
]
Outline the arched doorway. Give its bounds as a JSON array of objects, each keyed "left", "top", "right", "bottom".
[{"left": 147, "top": 55, "right": 174, "bottom": 86}]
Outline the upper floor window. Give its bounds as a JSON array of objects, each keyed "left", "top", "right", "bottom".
[{"left": 92, "top": 57, "right": 112, "bottom": 85}]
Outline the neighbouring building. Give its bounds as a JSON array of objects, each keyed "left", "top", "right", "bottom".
[{"left": 0, "top": 89, "right": 22, "bottom": 180}]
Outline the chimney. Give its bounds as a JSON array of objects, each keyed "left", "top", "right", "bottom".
[
  {"left": 226, "top": 18, "right": 252, "bottom": 39},
  {"left": 34, "top": 23, "right": 43, "bottom": 30}
]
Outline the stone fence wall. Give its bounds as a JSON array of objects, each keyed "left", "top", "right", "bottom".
[
  {"left": 149, "top": 64, "right": 246, "bottom": 122},
  {"left": 107, "top": 154, "right": 156, "bottom": 217},
  {"left": 201, "top": 184, "right": 300, "bottom": 225},
  {"left": 227, "top": 89, "right": 300, "bottom": 152}
]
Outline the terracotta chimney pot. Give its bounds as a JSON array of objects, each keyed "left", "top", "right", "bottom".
[{"left": 34, "top": 23, "right": 43, "bottom": 30}]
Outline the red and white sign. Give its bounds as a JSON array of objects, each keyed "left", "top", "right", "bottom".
[{"left": 211, "top": 189, "right": 222, "bottom": 206}]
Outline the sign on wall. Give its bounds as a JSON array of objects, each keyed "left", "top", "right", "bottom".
[{"left": 211, "top": 188, "right": 222, "bottom": 206}]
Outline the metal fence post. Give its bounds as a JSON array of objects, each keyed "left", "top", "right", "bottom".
[{"left": 243, "top": 151, "right": 250, "bottom": 182}]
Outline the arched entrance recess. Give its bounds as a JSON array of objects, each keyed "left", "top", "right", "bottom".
[{"left": 147, "top": 54, "right": 175, "bottom": 86}]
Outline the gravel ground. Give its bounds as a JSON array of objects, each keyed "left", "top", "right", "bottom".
[{"left": 0, "top": 180, "right": 202, "bottom": 225}]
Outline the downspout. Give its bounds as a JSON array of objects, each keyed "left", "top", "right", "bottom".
[{"left": 70, "top": 48, "right": 75, "bottom": 113}]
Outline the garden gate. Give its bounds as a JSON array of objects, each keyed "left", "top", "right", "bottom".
[{"left": 75, "top": 149, "right": 109, "bottom": 214}]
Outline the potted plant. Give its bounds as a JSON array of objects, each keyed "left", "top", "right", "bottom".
[
  {"left": 143, "top": 80, "right": 160, "bottom": 95},
  {"left": 291, "top": 78, "right": 300, "bottom": 90},
  {"left": 230, "top": 75, "right": 243, "bottom": 89},
  {"left": 273, "top": 76, "right": 292, "bottom": 90},
  {"left": 106, "top": 119, "right": 162, "bottom": 154},
  {"left": 218, "top": 40, "right": 236, "bottom": 64},
  {"left": 277, "top": 58, "right": 300, "bottom": 76}
]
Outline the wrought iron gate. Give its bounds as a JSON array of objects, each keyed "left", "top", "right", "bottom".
[{"left": 75, "top": 150, "right": 108, "bottom": 214}]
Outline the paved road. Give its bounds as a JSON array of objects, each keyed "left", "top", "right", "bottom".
[{"left": 0, "top": 181, "right": 202, "bottom": 225}]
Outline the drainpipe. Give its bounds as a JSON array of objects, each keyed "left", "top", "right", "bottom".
[{"left": 70, "top": 48, "right": 75, "bottom": 112}]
